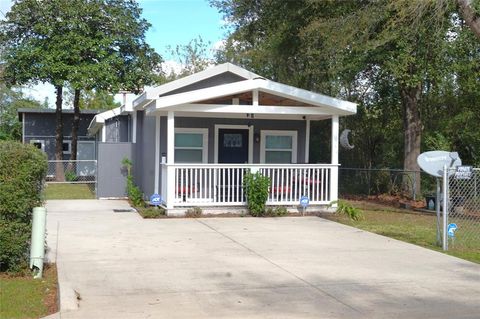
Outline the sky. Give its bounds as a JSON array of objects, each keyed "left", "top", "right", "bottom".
[{"left": 0, "top": 0, "right": 228, "bottom": 107}]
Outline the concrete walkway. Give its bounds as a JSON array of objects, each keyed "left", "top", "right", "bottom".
[{"left": 46, "top": 200, "right": 480, "bottom": 319}]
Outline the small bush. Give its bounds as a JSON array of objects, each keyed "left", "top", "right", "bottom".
[
  {"left": 138, "top": 207, "right": 165, "bottom": 219},
  {"left": 64, "top": 170, "right": 77, "bottom": 182},
  {"left": 330, "top": 200, "right": 363, "bottom": 221},
  {"left": 185, "top": 207, "right": 202, "bottom": 218},
  {"left": 0, "top": 141, "right": 47, "bottom": 272},
  {"left": 121, "top": 157, "right": 145, "bottom": 207},
  {"left": 243, "top": 171, "right": 270, "bottom": 217}
]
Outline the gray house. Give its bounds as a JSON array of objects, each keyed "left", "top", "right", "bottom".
[
  {"left": 87, "top": 63, "right": 357, "bottom": 215},
  {"left": 18, "top": 108, "right": 98, "bottom": 161}
]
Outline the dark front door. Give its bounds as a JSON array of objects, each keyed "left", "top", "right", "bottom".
[{"left": 218, "top": 129, "right": 249, "bottom": 163}]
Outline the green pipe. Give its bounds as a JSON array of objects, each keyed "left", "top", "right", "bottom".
[{"left": 30, "top": 207, "right": 47, "bottom": 279}]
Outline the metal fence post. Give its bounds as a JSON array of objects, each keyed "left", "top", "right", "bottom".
[
  {"left": 442, "top": 165, "right": 448, "bottom": 251},
  {"left": 412, "top": 172, "right": 417, "bottom": 201}
]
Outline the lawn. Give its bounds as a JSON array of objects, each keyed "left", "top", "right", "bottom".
[
  {"left": 43, "top": 183, "right": 95, "bottom": 200},
  {"left": 323, "top": 200, "right": 480, "bottom": 264},
  {"left": 0, "top": 265, "right": 58, "bottom": 319}
]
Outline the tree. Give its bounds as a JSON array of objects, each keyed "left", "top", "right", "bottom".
[
  {"left": 456, "top": 0, "right": 480, "bottom": 39},
  {"left": 0, "top": 84, "right": 44, "bottom": 141},
  {"left": 212, "top": 0, "right": 463, "bottom": 196},
  {"left": 165, "top": 36, "right": 213, "bottom": 80},
  {"left": 1, "top": 0, "right": 163, "bottom": 172}
]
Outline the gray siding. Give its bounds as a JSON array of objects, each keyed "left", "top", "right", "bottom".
[
  {"left": 105, "top": 115, "right": 130, "bottom": 142},
  {"left": 134, "top": 111, "right": 156, "bottom": 199},
  {"left": 97, "top": 142, "right": 134, "bottom": 198},
  {"left": 161, "top": 72, "right": 246, "bottom": 97},
  {"left": 23, "top": 112, "right": 96, "bottom": 160}
]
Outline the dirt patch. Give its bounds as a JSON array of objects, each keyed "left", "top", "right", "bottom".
[
  {"left": 43, "top": 264, "right": 59, "bottom": 315},
  {"left": 343, "top": 193, "right": 425, "bottom": 209}
]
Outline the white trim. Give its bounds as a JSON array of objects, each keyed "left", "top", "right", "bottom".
[
  {"left": 154, "top": 114, "right": 160, "bottom": 193},
  {"left": 62, "top": 140, "right": 72, "bottom": 155},
  {"left": 167, "top": 111, "right": 175, "bottom": 164},
  {"left": 260, "top": 130, "right": 298, "bottom": 164},
  {"left": 305, "top": 119, "right": 310, "bottom": 163},
  {"left": 174, "top": 128, "right": 209, "bottom": 163},
  {"left": 214, "top": 124, "right": 253, "bottom": 164},
  {"left": 331, "top": 115, "right": 339, "bottom": 165},
  {"left": 132, "top": 110, "right": 137, "bottom": 143},
  {"left": 101, "top": 125, "right": 106, "bottom": 143},
  {"left": 133, "top": 63, "right": 261, "bottom": 109},
  {"left": 150, "top": 79, "right": 356, "bottom": 115},
  {"left": 29, "top": 139, "right": 45, "bottom": 152},
  {"left": 252, "top": 89, "right": 259, "bottom": 106}
]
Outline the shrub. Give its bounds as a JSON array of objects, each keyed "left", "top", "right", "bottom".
[
  {"left": 243, "top": 171, "right": 270, "bottom": 217},
  {"left": 121, "top": 157, "right": 145, "bottom": 207},
  {"left": 65, "top": 170, "right": 77, "bottom": 182},
  {"left": 138, "top": 207, "right": 165, "bottom": 218},
  {"left": 185, "top": 206, "right": 202, "bottom": 218},
  {"left": 330, "top": 200, "right": 363, "bottom": 221},
  {"left": 0, "top": 141, "right": 47, "bottom": 272}
]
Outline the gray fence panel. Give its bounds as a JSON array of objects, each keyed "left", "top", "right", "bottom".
[{"left": 97, "top": 142, "right": 134, "bottom": 198}]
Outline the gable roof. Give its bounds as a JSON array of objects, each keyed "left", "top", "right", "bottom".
[
  {"left": 133, "top": 63, "right": 261, "bottom": 109},
  {"left": 134, "top": 63, "right": 357, "bottom": 117}
]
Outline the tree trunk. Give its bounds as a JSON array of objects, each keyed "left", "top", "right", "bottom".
[
  {"left": 457, "top": 0, "right": 480, "bottom": 39},
  {"left": 400, "top": 85, "right": 422, "bottom": 198},
  {"left": 70, "top": 89, "right": 81, "bottom": 161},
  {"left": 55, "top": 85, "right": 65, "bottom": 182}
]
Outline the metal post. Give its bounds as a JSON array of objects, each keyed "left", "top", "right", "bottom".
[
  {"left": 435, "top": 178, "right": 441, "bottom": 245},
  {"left": 413, "top": 172, "right": 417, "bottom": 201},
  {"left": 442, "top": 165, "right": 448, "bottom": 251},
  {"left": 30, "top": 207, "right": 47, "bottom": 278}
]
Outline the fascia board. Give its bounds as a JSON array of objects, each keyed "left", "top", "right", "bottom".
[{"left": 153, "top": 78, "right": 357, "bottom": 115}]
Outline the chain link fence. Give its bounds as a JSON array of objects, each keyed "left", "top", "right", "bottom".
[
  {"left": 339, "top": 168, "right": 421, "bottom": 200},
  {"left": 46, "top": 160, "right": 97, "bottom": 197},
  {"left": 446, "top": 168, "right": 480, "bottom": 252}
]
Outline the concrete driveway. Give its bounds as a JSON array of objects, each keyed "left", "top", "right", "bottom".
[{"left": 45, "top": 200, "right": 480, "bottom": 319}]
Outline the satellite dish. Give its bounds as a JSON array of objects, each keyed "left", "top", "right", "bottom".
[
  {"left": 340, "top": 129, "right": 354, "bottom": 150},
  {"left": 417, "top": 151, "right": 462, "bottom": 178}
]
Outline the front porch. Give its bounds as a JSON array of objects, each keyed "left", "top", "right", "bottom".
[{"left": 161, "top": 163, "right": 338, "bottom": 209}]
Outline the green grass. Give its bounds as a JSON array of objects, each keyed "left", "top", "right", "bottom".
[
  {"left": 0, "top": 265, "right": 58, "bottom": 319},
  {"left": 324, "top": 200, "right": 480, "bottom": 264},
  {"left": 43, "top": 183, "right": 95, "bottom": 200}
]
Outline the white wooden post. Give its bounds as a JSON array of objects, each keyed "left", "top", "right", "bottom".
[
  {"left": 101, "top": 125, "right": 106, "bottom": 143},
  {"left": 154, "top": 114, "right": 160, "bottom": 194},
  {"left": 166, "top": 111, "right": 175, "bottom": 209},
  {"left": 305, "top": 119, "right": 310, "bottom": 163},
  {"left": 330, "top": 115, "right": 339, "bottom": 205},
  {"left": 252, "top": 89, "right": 259, "bottom": 106},
  {"left": 132, "top": 110, "right": 137, "bottom": 143}
]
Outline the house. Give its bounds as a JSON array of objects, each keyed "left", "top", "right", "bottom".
[
  {"left": 87, "top": 63, "right": 357, "bottom": 215},
  {"left": 18, "top": 108, "right": 98, "bottom": 161}
]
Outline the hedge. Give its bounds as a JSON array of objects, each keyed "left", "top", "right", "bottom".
[{"left": 0, "top": 141, "right": 47, "bottom": 272}]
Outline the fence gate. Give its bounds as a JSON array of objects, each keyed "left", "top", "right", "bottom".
[
  {"left": 47, "top": 160, "right": 98, "bottom": 196},
  {"left": 445, "top": 167, "right": 480, "bottom": 252}
]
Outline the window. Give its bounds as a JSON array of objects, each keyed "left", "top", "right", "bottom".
[
  {"left": 62, "top": 140, "right": 71, "bottom": 155},
  {"left": 30, "top": 139, "right": 45, "bottom": 152},
  {"left": 260, "top": 130, "right": 297, "bottom": 164},
  {"left": 174, "top": 128, "right": 208, "bottom": 163}
]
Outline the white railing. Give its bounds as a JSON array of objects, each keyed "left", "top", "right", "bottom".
[{"left": 161, "top": 164, "right": 338, "bottom": 207}]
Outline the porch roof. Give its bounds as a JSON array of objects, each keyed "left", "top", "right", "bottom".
[{"left": 134, "top": 63, "right": 357, "bottom": 119}]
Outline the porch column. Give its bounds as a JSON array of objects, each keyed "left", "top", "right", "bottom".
[
  {"left": 305, "top": 119, "right": 310, "bottom": 163},
  {"left": 154, "top": 114, "right": 160, "bottom": 194},
  {"left": 330, "top": 115, "right": 339, "bottom": 205},
  {"left": 166, "top": 111, "right": 175, "bottom": 209}
]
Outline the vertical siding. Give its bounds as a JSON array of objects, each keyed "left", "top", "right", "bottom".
[{"left": 97, "top": 142, "right": 134, "bottom": 198}]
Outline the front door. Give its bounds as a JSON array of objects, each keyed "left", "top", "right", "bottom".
[{"left": 218, "top": 129, "right": 249, "bottom": 163}]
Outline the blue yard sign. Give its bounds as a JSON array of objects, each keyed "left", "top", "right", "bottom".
[
  {"left": 300, "top": 196, "right": 310, "bottom": 208},
  {"left": 447, "top": 223, "right": 457, "bottom": 238},
  {"left": 150, "top": 194, "right": 162, "bottom": 206}
]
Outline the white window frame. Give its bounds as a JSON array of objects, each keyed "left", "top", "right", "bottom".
[
  {"left": 174, "top": 128, "right": 208, "bottom": 163},
  {"left": 62, "top": 140, "right": 72, "bottom": 155},
  {"left": 29, "top": 139, "right": 45, "bottom": 152},
  {"left": 214, "top": 124, "right": 253, "bottom": 163},
  {"left": 260, "top": 130, "right": 298, "bottom": 164}
]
